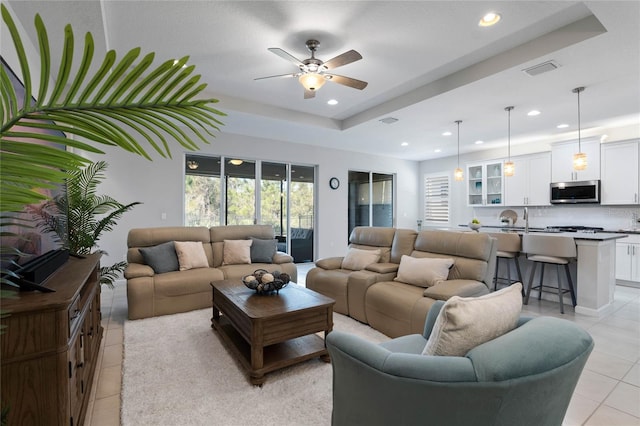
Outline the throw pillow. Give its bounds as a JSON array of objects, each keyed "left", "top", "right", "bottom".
[
  {"left": 139, "top": 241, "right": 179, "bottom": 274},
  {"left": 341, "top": 247, "right": 381, "bottom": 271},
  {"left": 222, "top": 239, "right": 253, "bottom": 265},
  {"left": 394, "top": 255, "right": 454, "bottom": 287},
  {"left": 249, "top": 237, "right": 277, "bottom": 263},
  {"left": 422, "top": 283, "right": 523, "bottom": 357},
  {"left": 174, "top": 241, "right": 209, "bottom": 271}
]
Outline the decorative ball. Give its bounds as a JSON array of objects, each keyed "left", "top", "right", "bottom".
[
  {"left": 262, "top": 273, "right": 274, "bottom": 283},
  {"left": 279, "top": 272, "right": 291, "bottom": 283}
]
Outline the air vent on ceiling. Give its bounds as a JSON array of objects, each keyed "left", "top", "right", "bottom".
[
  {"left": 379, "top": 117, "right": 399, "bottom": 124},
  {"left": 522, "top": 60, "right": 560, "bottom": 76}
]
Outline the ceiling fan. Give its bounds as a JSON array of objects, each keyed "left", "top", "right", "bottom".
[{"left": 255, "top": 39, "right": 368, "bottom": 99}]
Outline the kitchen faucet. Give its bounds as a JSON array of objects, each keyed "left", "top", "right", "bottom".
[{"left": 523, "top": 207, "right": 529, "bottom": 233}]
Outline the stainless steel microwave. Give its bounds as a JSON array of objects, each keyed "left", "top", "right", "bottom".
[{"left": 550, "top": 180, "right": 600, "bottom": 204}]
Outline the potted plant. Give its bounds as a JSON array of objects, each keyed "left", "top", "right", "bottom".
[{"left": 29, "top": 161, "right": 140, "bottom": 288}]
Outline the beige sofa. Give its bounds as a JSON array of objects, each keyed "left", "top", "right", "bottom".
[
  {"left": 306, "top": 227, "right": 497, "bottom": 337},
  {"left": 125, "top": 225, "right": 297, "bottom": 320}
]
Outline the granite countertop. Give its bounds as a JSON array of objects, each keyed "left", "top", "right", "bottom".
[{"left": 455, "top": 225, "right": 630, "bottom": 241}]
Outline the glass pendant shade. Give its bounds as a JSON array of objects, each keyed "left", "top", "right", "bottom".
[
  {"left": 573, "top": 152, "right": 587, "bottom": 170},
  {"left": 504, "top": 161, "right": 515, "bottom": 176},
  {"left": 454, "top": 167, "right": 464, "bottom": 181},
  {"left": 299, "top": 73, "right": 326, "bottom": 91}
]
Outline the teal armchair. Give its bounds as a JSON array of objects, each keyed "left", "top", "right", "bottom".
[{"left": 326, "top": 301, "right": 593, "bottom": 426}]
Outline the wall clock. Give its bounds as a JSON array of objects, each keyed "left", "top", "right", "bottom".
[{"left": 329, "top": 177, "right": 340, "bottom": 190}]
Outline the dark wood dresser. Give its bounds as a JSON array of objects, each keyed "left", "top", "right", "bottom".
[{"left": 1, "top": 253, "right": 103, "bottom": 426}]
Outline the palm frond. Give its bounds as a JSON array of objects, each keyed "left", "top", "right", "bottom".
[{"left": 1, "top": 4, "right": 224, "bottom": 295}]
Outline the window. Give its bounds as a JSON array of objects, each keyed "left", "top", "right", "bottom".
[
  {"left": 184, "top": 154, "right": 316, "bottom": 262},
  {"left": 185, "top": 155, "right": 221, "bottom": 227},
  {"left": 424, "top": 173, "right": 450, "bottom": 224}
]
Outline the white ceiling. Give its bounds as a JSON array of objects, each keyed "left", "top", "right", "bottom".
[{"left": 6, "top": 1, "right": 640, "bottom": 161}]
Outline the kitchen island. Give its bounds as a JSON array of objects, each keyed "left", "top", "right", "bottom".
[{"left": 458, "top": 225, "right": 628, "bottom": 317}]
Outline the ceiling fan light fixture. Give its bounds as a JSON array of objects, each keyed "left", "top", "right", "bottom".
[{"left": 299, "top": 73, "right": 326, "bottom": 91}]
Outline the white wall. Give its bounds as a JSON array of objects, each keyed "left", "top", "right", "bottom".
[{"left": 83, "top": 132, "right": 420, "bottom": 271}]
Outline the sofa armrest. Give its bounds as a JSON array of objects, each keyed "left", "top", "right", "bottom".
[
  {"left": 315, "top": 256, "right": 344, "bottom": 270},
  {"left": 273, "top": 252, "right": 294, "bottom": 264},
  {"left": 422, "top": 279, "right": 489, "bottom": 301},
  {"left": 124, "top": 263, "right": 154, "bottom": 279},
  {"left": 365, "top": 262, "right": 399, "bottom": 274},
  {"left": 327, "top": 331, "right": 476, "bottom": 382}
]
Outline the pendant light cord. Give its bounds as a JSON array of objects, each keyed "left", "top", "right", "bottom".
[
  {"left": 573, "top": 87, "right": 585, "bottom": 153},
  {"left": 505, "top": 106, "right": 513, "bottom": 160},
  {"left": 455, "top": 120, "right": 462, "bottom": 167}
]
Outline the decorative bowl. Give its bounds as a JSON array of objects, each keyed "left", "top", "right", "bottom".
[
  {"left": 468, "top": 222, "right": 482, "bottom": 231},
  {"left": 242, "top": 269, "right": 291, "bottom": 294}
]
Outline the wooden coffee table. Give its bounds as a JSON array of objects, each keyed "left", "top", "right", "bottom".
[{"left": 210, "top": 280, "right": 335, "bottom": 386}]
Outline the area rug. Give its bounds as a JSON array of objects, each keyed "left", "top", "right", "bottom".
[{"left": 121, "top": 308, "right": 389, "bottom": 426}]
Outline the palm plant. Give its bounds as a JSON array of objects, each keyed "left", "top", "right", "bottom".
[
  {"left": 30, "top": 161, "right": 141, "bottom": 288},
  {"left": 0, "top": 4, "right": 225, "bottom": 290}
]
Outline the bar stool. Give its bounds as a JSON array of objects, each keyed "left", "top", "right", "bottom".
[
  {"left": 487, "top": 232, "right": 523, "bottom": 294},
  {"left": 522, "top": 234, "right": 577, "bottom": 314}
]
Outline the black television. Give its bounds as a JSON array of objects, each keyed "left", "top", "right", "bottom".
[{"left": 1, "top": 56, "right": 69, "bottom": 291}]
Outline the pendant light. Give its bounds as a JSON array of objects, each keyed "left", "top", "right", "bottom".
[
  {"left": 504, "top": 106, "right": 515, "bottom": 177},
  {"left": 454, "top": 120, "right": 464, "bottom": 181},
  {"left": 572, "top": 87, "right": 587, "bottom": 171}
]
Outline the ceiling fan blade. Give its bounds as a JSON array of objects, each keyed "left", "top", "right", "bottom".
[
  {"left": 268, "top": 48, "right": 305, "bottom": 67},
  {"left": 325, "top": 74, "right": 368, "bottom": 90},
  {"left": 254, "top": 73, "right": 299, "bottom": 81},
  {"left": 304, "top": 89, "right": 316, "bottom": 99},
  {"left": 323, "top": 50, "right": 362, "bottom": 70}
]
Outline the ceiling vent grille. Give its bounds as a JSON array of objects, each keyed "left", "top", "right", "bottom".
[
  {"left": 522, "top": 60, "right": 560, "bottom": 76},
  {"left": 379, "top": 117, "right": 399, "bottom": 124}
]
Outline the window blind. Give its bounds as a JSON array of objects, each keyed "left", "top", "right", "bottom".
[{"left": 424, "top": 174, "right": 450, "bottom": 223}]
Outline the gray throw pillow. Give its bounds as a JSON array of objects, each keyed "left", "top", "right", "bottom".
[
  {"left": 249, "top": 237, "right": 277, "bottom": 263},
  {"left": 139, "top": 241, "right": 180, "bottom": 274}
]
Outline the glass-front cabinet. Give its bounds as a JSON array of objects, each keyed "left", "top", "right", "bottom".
[{"left": 466, "top": 161, "right": 504, "bottom": 206}]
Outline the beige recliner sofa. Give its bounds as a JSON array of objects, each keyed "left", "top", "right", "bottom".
[
  {"left": 306, "top": 227, "right": 497, "bottom": 338},
  {"left": 125, "top": 225, "right": 297, "bottom": 320}
]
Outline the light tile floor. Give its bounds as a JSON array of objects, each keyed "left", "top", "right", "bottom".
[{"left": 85, "top": 264, "right": 640, "bottom": 425}]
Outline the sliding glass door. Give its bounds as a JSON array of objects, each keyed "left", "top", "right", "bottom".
[
  {"left": 348, "top": 171, "right": 394, "bottom": 238},
  {"left": 185, "top": 154, "right": 316, "bottom": 262}
]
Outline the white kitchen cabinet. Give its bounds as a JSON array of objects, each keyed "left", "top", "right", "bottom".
[
  {"left": 467, "top": 161, "right": 504, "bottom": 206},
  {"left": 601, "top": 140, "right": 639, "bottom": 205},
  {"left": 616, "top": 234, "right": 640, "bottom": 282},
  {"left": 504, "top": 152, "right": 551, "bottom": 206},
  {"left": 551, "top": 138, "right": 600, "bottom": 182}
]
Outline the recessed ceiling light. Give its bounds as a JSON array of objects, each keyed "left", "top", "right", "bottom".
[
  {"left": 401, "top": 142, "right": 409, "bottom": 147},
  {"left": 479, "top": 12, "right": 501, "bottom": 27},
  {"left": 327, "top": 99, "right": 338, "bottom": 105},
  {"left": 475, "top": 140, "right": 484, "bottom": 145},
  {"left": 434, "top": 148, "right": 442, "bottom": 153},
  {"left": 557, "top": 123, "right": 569, "bottom": 129},
  {"left": 442, "top": 131, "right": 452, "bottom": 136},
  {"left": 527, "top": 110, "right": 541, "bottom": 116}
]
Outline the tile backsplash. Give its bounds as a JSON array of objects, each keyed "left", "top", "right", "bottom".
[{"left": 470, "top": 205, "right": 640, "bottom": 231}]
